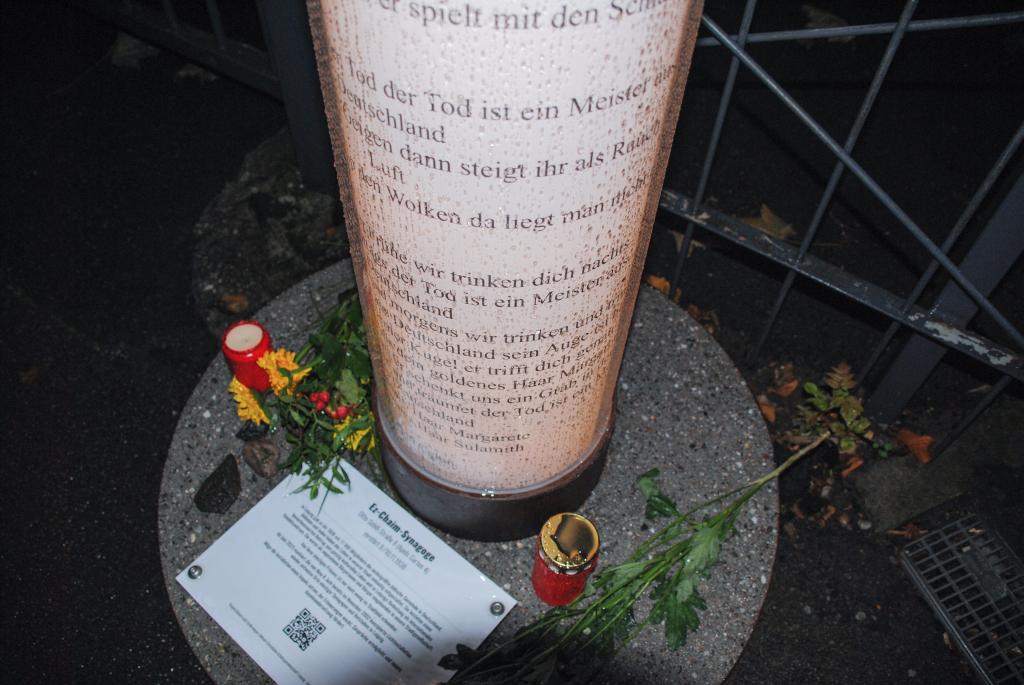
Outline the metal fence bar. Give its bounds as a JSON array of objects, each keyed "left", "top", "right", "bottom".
[
  {"left": 931, "top": 374, "right": 1012, "bottom": 457},
  {"left": 668, "top": 0, "right": 758, "bottom": 293},
  {"left": 658, "top": 189, "right": 1024, "bottom": 381},
  {"left": 73, "top": 0, "right": 280, "bottom": 97},
  {"left": 204, "top": 0, "right": 227, "bottom": 51},
  {"left": 700, "top": 15, "right": 1024, "bottom": 353},
  {"left": 254, "top": 0, "right": 335, "bottom": 192},
  {"left": 866, "top": 171, "right": 1024, "bottom": 422},
  {"left": 748, "top": 0, "right": 918, "bottom": 363},
  {"left": 694, "top": 11, "right": 1024, "bottom": 48},
  {"left": 861, "top": 121, "right": 1024, "bottom": 380}
]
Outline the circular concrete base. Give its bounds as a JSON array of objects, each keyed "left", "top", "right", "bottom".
[
  {"left": 159, "top": 260, "right": 777, "bottom": 684},
  {"left": 377, "top": 400, "right": 612, "bottom": 541}
]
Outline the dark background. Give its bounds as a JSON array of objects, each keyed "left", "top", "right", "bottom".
[{"left": 2, "top": 1, "right": 1021, "bottom": 682}]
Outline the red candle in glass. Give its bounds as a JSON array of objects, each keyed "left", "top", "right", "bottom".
[
  {"left": 531, "top": 512, "right": 599, "bottom": 606},
  {"left": 222, "top": 320, "right": 272, "bottom": 392}
]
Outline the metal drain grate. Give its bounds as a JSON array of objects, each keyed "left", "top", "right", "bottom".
[{"left": 901, "top": 515, "right": 1024, "bottom": 684}]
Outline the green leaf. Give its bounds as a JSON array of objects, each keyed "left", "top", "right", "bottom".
[
  {"left": 679, "top": 600, "right": 699, "bottom": 631},
  {"left": 836, "top": 395, "right": 863, "bottom": 425},
  {"left": 594, "top": 561, "right": 646, "bottom": 592},
  {"left": 683, "top": 523, "right": 722, "bottom": 575},
  {"left": 646, "top": 495, "right": 680, "bottom": 520},
  {"left": 850, "top": 417, "right": 871, "bottom": 434},
  {"left": 675, "top": 576, "right": 695, "bottom": 603},
  {"left": 636, "top": 469, "right": 680, "bottom": 519},
  {"left": 322, "top": 476, "right": 344, "bottom": 494},
  {"left": 636, "top": 468, "right": 661, "bottom": 496},
  {"left": 336, "top": 369, "right": 364, "bottom": 406},
  {"left": 332, "top": 463, "right": 350, "bottom": 488},
  {"left": 838, "top": 436, "right": 857, "bottom": 453},
  {"left": 804, "top": 382, "right": 823, "bottom": 398},
  {"left": 664, "top": 596, "right": 689, "bottom": 650},
  {"left": 346, "top": 347, "right": 372, "bottom": 379},
  {"left": 315, "top": 333, "right": 344, "bottom": 368}
]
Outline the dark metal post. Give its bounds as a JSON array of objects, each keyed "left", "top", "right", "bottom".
[
  {"left": 866, "top": 172, "right": 1024, "bottom": 423},
  {"left": 255, "top": 0, "right": 335, "bottom": 194}
]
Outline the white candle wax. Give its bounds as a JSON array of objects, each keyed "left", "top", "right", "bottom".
[{"left": 225, "top": 323, "right": 264, "bottom": 353}]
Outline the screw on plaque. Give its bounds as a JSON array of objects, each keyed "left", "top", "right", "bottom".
[
  {"left": 490, "top": 601, "right": 505, "bottom": 616},
  {"left": 188, "top": 565, "right": 203, "bottom": 579}
]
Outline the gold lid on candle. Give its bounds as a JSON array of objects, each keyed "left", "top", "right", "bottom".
[{"left": 539, "top": 513, "right": 599, "bottom": 571}]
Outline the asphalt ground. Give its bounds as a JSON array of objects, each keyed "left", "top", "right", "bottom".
[{"left": 2, "top": 2, "right": 1021, "bottom": 683}]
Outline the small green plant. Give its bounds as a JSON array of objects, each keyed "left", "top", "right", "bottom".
[{"left": 791, "top": 362, "right": 871, "bottom": 457}]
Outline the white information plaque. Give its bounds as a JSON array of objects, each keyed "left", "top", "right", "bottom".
[{"left": 177, "top": 464, "right": 516, "bottom": 684}]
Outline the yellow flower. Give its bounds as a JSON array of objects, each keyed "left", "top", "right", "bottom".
[
  {"left": 332, "top": 419, "right": 375, "bottom": 453},
  {"left": 257, "top": 348, "right": 311, "bottom": 395},
  {"left": 229, "top": 377, "right": 269, "bottom": 425},
  {"left": 346, "top": 426, "right": 374, "bottom": 452}
]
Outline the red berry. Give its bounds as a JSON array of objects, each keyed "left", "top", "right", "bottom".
[
  {"left": 336, "top": 405, "right": 351, "bottom": 419},
  {"left": 315, "top": 401, "right": 326, "bottom": 411}
]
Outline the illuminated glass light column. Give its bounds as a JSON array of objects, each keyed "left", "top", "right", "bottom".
[{"left": 309, "top": 0, "right": 704, "bottom": 539}]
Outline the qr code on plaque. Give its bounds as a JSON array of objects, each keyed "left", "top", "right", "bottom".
[{"left": 283, "top": 608, "right": 326, "bottom": 651}]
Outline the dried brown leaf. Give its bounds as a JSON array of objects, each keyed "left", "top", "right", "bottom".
[
  {"left": 757, "top": 394, "right": 777, "bottom": 424},
  {"left": 896, "top": 429, "right": 935, "bottom": 464},
  {"left": 824, "top": 361, "right": 857, "bottom": 390},
  {"left": 219, "top": 293, "right": 250, "bottom": 314},
  {"left": 770, "top": 378, "right": 800, "bottom": 398},
  {"left": 686, "top": 304, "right": 720, "bottom": 336},
  {"left": 740, "top": 204, "right": 797, "bottom": 241},
  {"left": 840, "top": 455, "right": 864, "bottom": 478},
  {"left": 644, "top": 274, "right": 670, "bottom": 295}
]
